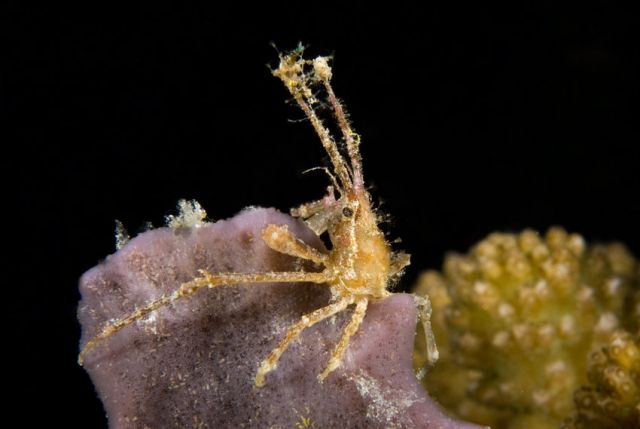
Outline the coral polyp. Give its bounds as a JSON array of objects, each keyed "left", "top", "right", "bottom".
[
  {"left": 563, "top": 329, "right": 640, "bottom": 428},
  {"left": 413, "top": 227, "right": 639, "bottom": 429}
]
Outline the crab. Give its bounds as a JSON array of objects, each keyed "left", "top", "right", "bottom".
[{"left": 78, "top": 46, "right": 439, "bottom": 387}]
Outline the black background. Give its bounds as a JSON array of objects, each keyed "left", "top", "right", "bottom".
[{"left": 8, "top": 2, "right": 639, "bottom": 427}]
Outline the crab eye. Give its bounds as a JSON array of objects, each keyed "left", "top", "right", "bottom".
[{"left": 342, "top": 207, "right": 354, "bottom": 218}]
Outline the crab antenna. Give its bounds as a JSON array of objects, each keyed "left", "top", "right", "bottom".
[
  {"left": 302, "top": 166, "right": 343, "bottom": 196},
  {"left": 313, "top": 56, "right": 364, "bottom": 189},
  {"left": 273, "top": 51, "right": 354, "bottom": 191}
]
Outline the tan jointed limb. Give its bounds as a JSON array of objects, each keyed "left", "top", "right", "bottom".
[
  {"left": 79, "top": 269, "right": 331, "bottom": 365},
  {"left": 413, "top": 294, "right": 439, "bottom": 365},
  {"left": 321, "top": 79, "right": 363, "bottom": 185},
  {"left": 319, "top": 297, "right": 368, "bottom": 381},
  {"left": 255, "top": 297, "right": 353, "bottom": 387},
  {"left": 261, "top": 224, "right": 329, "bottom": 266},
  {"left": 272, "top": 58, "right": 353, "bottom": 190}
]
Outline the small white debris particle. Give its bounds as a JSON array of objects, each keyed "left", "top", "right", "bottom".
[
  {"left": 313, "top": 56, "right": 333, "bottom": 81},
  {"left": 165, "top": 199, "right": 208, "bottom": 229},
  {"left": 115, "top": 219, "right": 130, "bottom": 250}
]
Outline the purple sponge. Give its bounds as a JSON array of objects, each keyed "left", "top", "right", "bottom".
[{"left": 78, "top": 207, "right": 482, "bottom": 428}]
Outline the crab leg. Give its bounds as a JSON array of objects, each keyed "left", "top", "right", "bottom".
[
  {"left": 255, "top": 297, "right": 353, "bottom": 386},
  {"left": 319, "top": 297, "right": 368, "bottom": 381}
]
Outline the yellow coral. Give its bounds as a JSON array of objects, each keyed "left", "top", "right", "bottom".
[
  {"left": 413, "top": 227, "right": 639, "bottom": 429},
  {"left": 563, "top": 330, "right": 640, "bottom": 428}
]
